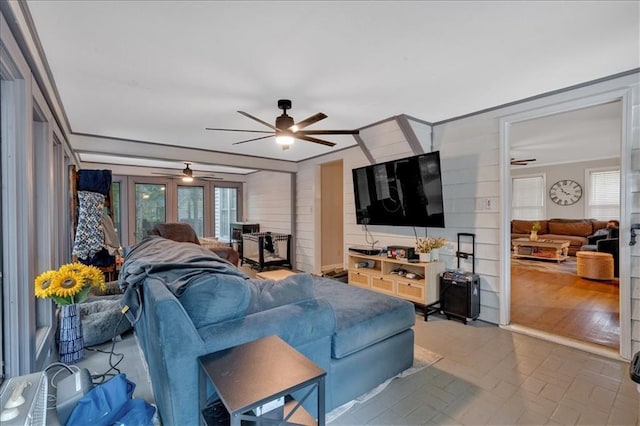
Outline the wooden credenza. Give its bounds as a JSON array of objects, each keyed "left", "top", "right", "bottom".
[{"left": 347, "top": 252, "right": 444, "bottom": 305}]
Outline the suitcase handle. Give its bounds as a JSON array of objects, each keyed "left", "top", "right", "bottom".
[{"left": 630, "top": 351, "right": 640, "bottom": 383}]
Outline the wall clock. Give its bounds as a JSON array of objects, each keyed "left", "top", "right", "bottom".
[{"left": 549, "top": 179, "right": 583, "bottom": 205}]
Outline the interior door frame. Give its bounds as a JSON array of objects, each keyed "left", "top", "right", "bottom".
[{"left": 499, "top": 88, "right": 633, "bottom": 359}]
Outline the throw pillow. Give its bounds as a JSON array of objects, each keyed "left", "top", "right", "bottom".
[{"left": 245, "top": 273, "right": 315, "bottom": 314}]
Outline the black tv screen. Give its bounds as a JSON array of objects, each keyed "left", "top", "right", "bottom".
[{"left": 352, "top": 151, "right": 445, "bottom": 227}]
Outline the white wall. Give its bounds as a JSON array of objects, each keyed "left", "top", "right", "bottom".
[
  {"left": 245, "top": 171, "right": 293, "bottom": 235},
  {"left": 434, "top": 115, "right": 503, "bottom": 323},
  {"left": 435, "top": 74, "right": 639, "bottom": 353},
  {"left": 511, "top": 158, "right": 620, "bottom": 219},
  {"left": 293, "top": 72, "right": 639, "bottom": 355},
  {"left": 631, "top": 83, "right": 640, "bottom": 355}
]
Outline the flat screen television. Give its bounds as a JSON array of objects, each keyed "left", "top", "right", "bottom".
[{"left": 352, "top": 151, "right": 445, "bottom": 228}]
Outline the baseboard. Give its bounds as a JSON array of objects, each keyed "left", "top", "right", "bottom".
[{"left": 321, "top": 263, "right": 343, "bottom": 272}]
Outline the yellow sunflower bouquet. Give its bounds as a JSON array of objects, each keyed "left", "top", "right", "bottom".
[{"left": 35, "top": 263, "right": 106, "bottom": 306}]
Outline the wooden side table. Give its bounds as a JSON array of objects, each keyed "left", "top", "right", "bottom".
[{"left": 199, "top": 335, "right": 326, "bottom": 425}]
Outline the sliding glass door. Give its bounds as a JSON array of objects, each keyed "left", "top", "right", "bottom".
[
  {"left": 214, "top": 185, "right": 239, "bottom": 241},
  {"left": 134, "top": 183, "right": 166, "bottom": 243},
  {"left": 178, "top": 185, "right": 204, "bottom": 236}
]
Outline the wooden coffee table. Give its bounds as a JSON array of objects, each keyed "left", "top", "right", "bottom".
[{"left": 512, "top": 238, "right": 571, "bottom": 263}]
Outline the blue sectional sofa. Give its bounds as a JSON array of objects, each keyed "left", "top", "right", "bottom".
[{"left": 119, "top": 236, "right": 415, "bottom": 425}]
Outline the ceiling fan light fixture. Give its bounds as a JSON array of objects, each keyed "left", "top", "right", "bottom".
[{"left": 276, "top": 135, "right": 294, "bottom": 146}]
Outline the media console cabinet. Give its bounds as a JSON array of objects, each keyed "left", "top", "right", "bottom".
[{"left": 347, "top": 252, "right": 444, "bottom": 306}]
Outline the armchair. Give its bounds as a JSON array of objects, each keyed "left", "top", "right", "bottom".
[
  {"left": 581, "top": 227, "right": 619, "bottom": 277},
  {"left": 149, "top": 222, "right": 239, "bottom": 266},
  {"left": 596, "top": 236, "right": 619, "bottom": 277}
]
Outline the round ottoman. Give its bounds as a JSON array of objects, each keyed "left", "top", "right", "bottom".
[{"left": 576, "top": 251, "right": 614, "bottom": 280}]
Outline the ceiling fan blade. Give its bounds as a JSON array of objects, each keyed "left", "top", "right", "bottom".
[
  {"left": 298, "top": 135, "right": 336, "bottom": 147},
  {"left": 206, "top": 127, "right": 272, "bottom": 134},
  {"left": 510, "top": 158, "right": 537, "bottom": 165},
  {"left": 293, "top": 113, "right": 327, "bottom": 130},
  {"left": 298, "top": 129, "right": 359, "bottom": 135},
  {"left": 237, "top": 111, "right": 278, "bottom": 131},
  {"left": 232, "top": 135, "right": 274, "bottom": 145}
]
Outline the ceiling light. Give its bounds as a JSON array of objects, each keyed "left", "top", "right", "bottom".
[
  {"left": 182, "top": 176, "right": 194, "bottom": 182},
  {"left": 276, "top": 135, "right": 294, "bottom": 146}
]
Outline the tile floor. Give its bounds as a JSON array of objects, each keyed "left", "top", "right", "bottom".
[
  {"left": 92, "top": 315, "right": 639, "bottom": 425},
  {"left": 333, "top": 317, "right": 639, "bottom": 425}
]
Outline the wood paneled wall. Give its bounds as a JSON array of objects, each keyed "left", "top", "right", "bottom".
[
  {"left": 245, "top": 171, "right": 293, "bottom": 235},
  {"left": 240, "top": 74, "right": 639, "bottom": 354}
]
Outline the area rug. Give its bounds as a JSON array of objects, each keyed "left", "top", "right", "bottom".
[
  {"left": 511, "top": 255, "right": 577, "bottom": 275},
  {"left": 326, "top": 345, "right": 442, "bottom": 423}
]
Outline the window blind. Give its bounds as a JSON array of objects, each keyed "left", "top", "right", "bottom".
[
  {"left": 588, "top": 169, "right": 620, "bottom": 220},
  {"left": 512, "top": 176, "right": 544, "bottom": 220}
]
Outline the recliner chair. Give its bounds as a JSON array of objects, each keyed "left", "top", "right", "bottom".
[
  {"left": 596, "top": 235, "right": 619, "bottom": 277},
  {"left": 148, "top": 222, "right": 240, "bottom": 266}
]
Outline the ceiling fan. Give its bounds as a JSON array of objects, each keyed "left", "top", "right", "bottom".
[
  {"left": 152, "top": 162, "right": 222, "bottom": 182},
  {"left": 206, "top": 99, "right": 359, "bottom": 150},
  {"left": 510, "top": 157, "right": 537, "bottom": 166}
]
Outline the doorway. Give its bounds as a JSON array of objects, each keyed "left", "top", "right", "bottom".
[
  {"left": 502, "top": 94, "right": 630, "bottom": 357},
  {"left": 320, "top": 160, "right": 344, "bottom": 272}
]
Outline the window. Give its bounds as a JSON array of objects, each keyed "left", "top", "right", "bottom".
[
  {"left": 214, "top": 187, "right": 237, "bottom": 241},
  {"left": 512, "top": 175, "right": 545, "bottom": 220},
  {"left": 178, "top": 185, "right": 204, "bottom": 236},
  {"left": 586, "top": 168, "right": 620, "bottom": 220},
  {"left": 112, "top": 181, "right": 121, "bottom": 238},
  {"left": 134, "top": 183, "right": 166, "bottom": 243}
]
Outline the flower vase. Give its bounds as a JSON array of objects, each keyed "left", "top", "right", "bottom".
[
  {"left": 59, "top": 304, "right": 84, "bottom": 363},
  {"left": 419, "top": 252, "right": 430, "bottom": 262},
  {"left": 530, "top": 231, "right": 538, "bottom": 242},
  {"left": 430, "top": 248, "right": 440, "bottom": 262}
]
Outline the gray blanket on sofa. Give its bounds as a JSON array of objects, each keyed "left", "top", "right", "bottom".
[{"left": 118, "top": 236, "right": 248, "bottom": 323}]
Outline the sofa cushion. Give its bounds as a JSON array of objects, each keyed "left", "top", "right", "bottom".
[
  {"left": 548, "top": 221, "right": 593, "bottom": 237},
  {"left": 245, "top": 273, "right": 315, "bottom": 314},
  {"left": 312, "top": 276, "right": 415, "bottom": 359},
  {"left": 512, "top": 220, "right": 548, "bottom": 234},
  {"left": 179, "top": 274, "right": 251, "bottom": 329}
]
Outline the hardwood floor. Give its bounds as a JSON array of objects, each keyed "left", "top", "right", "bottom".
[{"left": 510, "top": 260, "right": 619, "bottom": 349}]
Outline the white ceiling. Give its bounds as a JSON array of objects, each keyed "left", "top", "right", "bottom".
[
  {"left": 26, "top": 1, "right": 639, "bottom": 169},
  {"left": 510, "top": 101, "right": 622, "bottom": 168}
]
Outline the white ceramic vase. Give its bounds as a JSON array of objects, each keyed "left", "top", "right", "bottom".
[
  {"left": 419, "top": 252, "right": 430, "bottom": 262},
  {"left": 430, "top": 249, "right": 440, "bottom": 261}
]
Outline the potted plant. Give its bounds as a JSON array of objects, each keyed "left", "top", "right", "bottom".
[
  {"left": 35, "top": 262, "right": 106, "bottom": 363},
  {"left": 415, "top": 236, "right": 447, "bottom": 262},
  {"left": 530, "top": 221, "right": 541, "bottom": 241}
]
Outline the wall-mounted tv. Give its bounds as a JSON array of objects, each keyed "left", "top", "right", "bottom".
[{"left": 352, "top": 151, "right": 445, "bottom": 228}]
